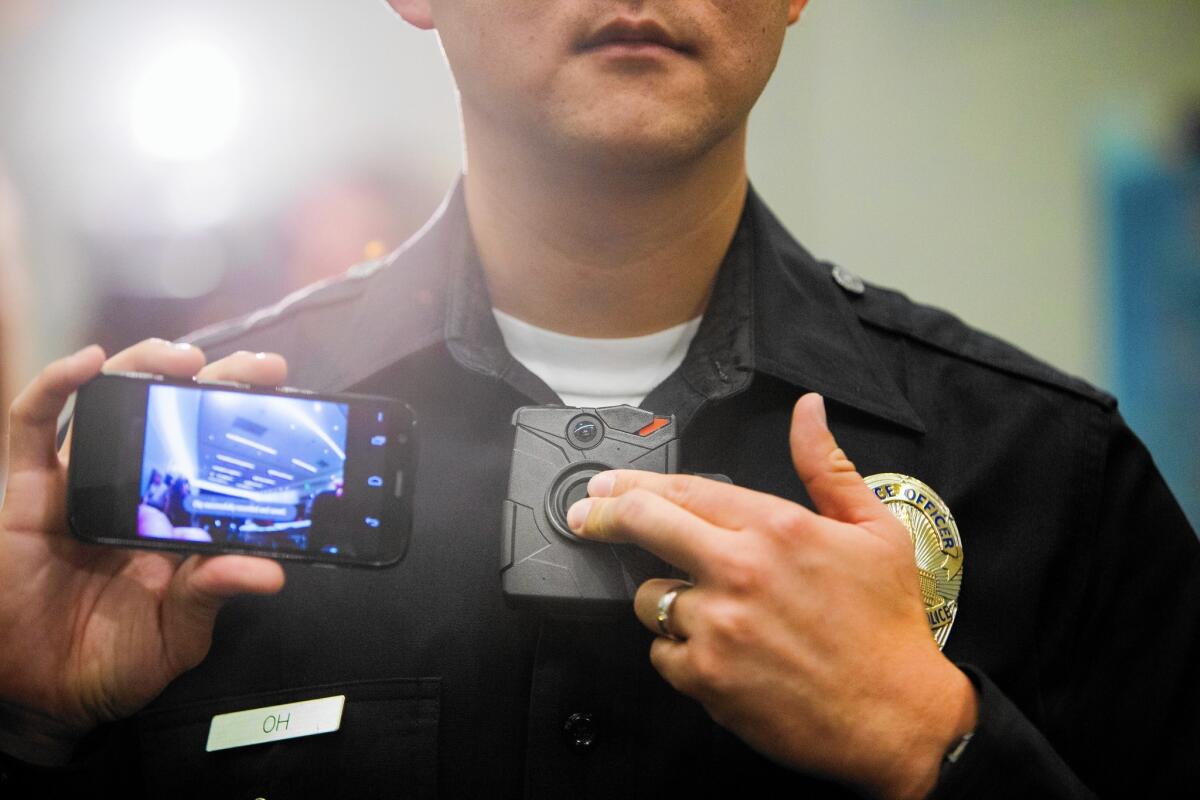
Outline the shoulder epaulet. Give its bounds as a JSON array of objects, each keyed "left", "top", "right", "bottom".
[
  {"left": 837, "top": 269, "right": 1116, "bottom": 411},
  {"left": 180, "top": 216, "right": 451, "bottom": 392},
  {"left": 178, "top": 179, "right": 463, "bottom": 391},
  {"left": 185, "top": 260, "right": 383, "bottom": 352}
]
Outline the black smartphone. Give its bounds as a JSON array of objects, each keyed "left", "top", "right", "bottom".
[{"left": 67, "top": 372, "right": 417, "bottom": 567}]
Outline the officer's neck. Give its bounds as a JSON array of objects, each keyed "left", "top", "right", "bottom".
[{"left": 462, "top": 117, "right": 748, "bottom": 338}]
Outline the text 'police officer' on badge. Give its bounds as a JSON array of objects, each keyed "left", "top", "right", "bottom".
[{"left": 864, "top": 473, "right": 963, "bottom": 650}]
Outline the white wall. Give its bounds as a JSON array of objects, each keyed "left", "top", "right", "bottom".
[{"left": 750, "top": 1, "right": 1200, "bottom": 386}]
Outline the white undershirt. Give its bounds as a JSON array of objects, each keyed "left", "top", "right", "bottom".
[{"left": 492, "top": 308, "right": 702, "bottom": 408}]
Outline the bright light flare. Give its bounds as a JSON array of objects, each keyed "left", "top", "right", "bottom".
[{"left": 130, "top": 42, "right": 241, "bottom": 161}]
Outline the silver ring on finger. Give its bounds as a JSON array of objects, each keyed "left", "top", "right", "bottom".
[{"left": 655, "top": 582, "right": 694, "bottom": 641}]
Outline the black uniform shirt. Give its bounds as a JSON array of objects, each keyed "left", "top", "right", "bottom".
[{"left": 4, "top": 181, "right": 1197, "bottom": 798}]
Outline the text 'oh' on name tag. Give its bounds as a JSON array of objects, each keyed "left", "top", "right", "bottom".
[{"left": 206, "top": 695, "right": 346, "bottom": 752}]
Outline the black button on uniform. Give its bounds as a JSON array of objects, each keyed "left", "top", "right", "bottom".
[{"left": 563, "top": 712, "right": 598, "bottom": 751}]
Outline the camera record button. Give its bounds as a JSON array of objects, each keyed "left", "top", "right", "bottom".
[
  {"left": 596, "top": 405, "right": 656, "bottom": 434},
  {"left": 546, "top": 461, "right": 611, "bottom": 539}
]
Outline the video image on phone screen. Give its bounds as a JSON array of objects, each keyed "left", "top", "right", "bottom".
[{"left": 138, "top": 385, "right": 353, "bottom": 554}]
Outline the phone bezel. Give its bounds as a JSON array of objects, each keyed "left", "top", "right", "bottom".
[{"left": 67, "top": 372, "right": 417, "bottom": 568}]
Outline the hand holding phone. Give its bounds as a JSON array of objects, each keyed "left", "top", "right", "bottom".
[
  {"left": 0, "top": 340, "right": 286, "bottom": 765},
  {"left": 68, "top": 374, "right": 415, "bottom": 567}
]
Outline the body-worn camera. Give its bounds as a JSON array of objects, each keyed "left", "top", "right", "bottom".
[{"left": 501, "top": 404, "right": 685, "bottom": 610}]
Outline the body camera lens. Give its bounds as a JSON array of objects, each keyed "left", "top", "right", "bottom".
[{"left": 567, "top": 414, "right": 603, "bottom": 449}]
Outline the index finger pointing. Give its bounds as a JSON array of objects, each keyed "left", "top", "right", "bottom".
[
  {"left": 588, "top": 470, "right": 794, "bottom": 531},
  {"left": 568, "top": 488, "right": 726, "bottom": 580}
]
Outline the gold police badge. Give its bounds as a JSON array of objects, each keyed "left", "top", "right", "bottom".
[{"left": 864, "top": 473, "right": 963, "bottom": 650}]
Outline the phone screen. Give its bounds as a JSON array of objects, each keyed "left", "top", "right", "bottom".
[{"left": 69, "top": 375, "right": 415, "bottom": 566}]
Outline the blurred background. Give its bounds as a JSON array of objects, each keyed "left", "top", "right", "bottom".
[{"left": 0, "top": 0, "right": 1197, "bottom": 527}]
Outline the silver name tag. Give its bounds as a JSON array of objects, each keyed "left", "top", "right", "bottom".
[{"left": 206, "top": 695, "right": 346, "bottom": 752}]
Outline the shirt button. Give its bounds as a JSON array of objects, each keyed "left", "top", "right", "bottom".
[
  {"left": 830, "top": 263, "right": 866, "bottom": 295},
  {"left": 562, "top": 712, "right": 598, "bottom": 751}
]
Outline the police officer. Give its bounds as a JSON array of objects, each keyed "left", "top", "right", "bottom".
[{"left": 0, "top": 2, "right": 1197, "bottom": 797}]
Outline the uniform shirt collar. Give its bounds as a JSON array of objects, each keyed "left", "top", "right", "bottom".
[
  {"left": 438, "top": 178, "right": 924, "bottom": 433},
  {"left": 745, "top": 192, "right": 925, "bottom": 433}
]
